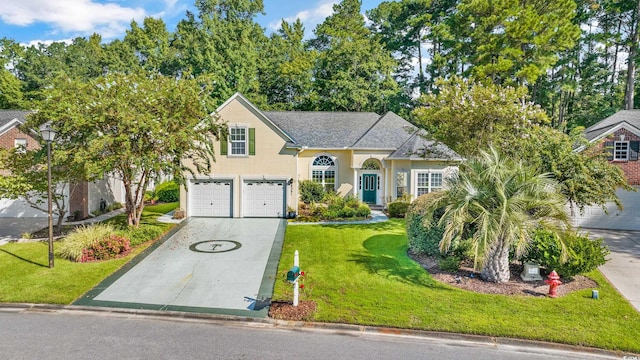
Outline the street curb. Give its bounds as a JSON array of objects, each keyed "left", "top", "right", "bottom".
[{"left": 1, "top": 302, "right": 635, "bottom": 358}]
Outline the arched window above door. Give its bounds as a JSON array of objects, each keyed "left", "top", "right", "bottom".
[{"left": 361, "top": 158, "right": 381, "bottom": 170}]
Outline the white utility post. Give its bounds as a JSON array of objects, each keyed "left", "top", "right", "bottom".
[{"left": 293, "top": 250, "right": 299, "bottom": 307}]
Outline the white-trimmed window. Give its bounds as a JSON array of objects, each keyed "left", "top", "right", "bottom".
[
  {"left": 614, "top": 141, "right": 629, "bottom": 161},
  {"left": 416, "top": 171, "right": 443, "bottom": 196},
  {"left": 14, "top": 138, "right": 27, "bottom": 153},
  {"left": 229, "top": 127, "right": 247, "bottom": 156},
  {"left": 311, "top": 155, "right": 336, "bottom": 192}
]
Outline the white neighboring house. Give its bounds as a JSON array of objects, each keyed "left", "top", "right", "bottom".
[{"left": 0, "top": 110, "right": 125, "bottom": 219}]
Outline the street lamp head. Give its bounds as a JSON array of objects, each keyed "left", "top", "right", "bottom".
[{"left": 39, "top": 121, "right": 57, "bottom": 142}]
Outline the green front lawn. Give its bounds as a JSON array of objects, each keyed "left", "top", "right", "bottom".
[
  {"left": 0, "top": 210, "right": 175, "bottom": 304},
  {"left": 274, "top": 220, "right": 640, "bottom": 352}
]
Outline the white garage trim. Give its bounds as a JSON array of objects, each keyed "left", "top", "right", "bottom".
[
  {"left": 188, "top": 179, "right": 233, "bottom": 217},
  {"left": 242, "top": 180, "right": 286, "bottom": 218}
]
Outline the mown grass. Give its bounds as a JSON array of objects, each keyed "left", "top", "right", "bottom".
[
  {"left": 274, "top": 220, "right": 640, "bottom": 352},
  {"left": 144, "top": 202, "right": 179, "bottom": 214},
  {"left": 0, "top": 209, "right": 175, "bottom": 304}
]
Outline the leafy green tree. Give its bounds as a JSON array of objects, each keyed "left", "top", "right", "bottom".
[
  {"left": 454, "top": 0, "right": 580, "bottom": 86},
  {"left": 27, "top": 73, "right": 225, "bottom": 227},
  {"left": 172, "top": 0, "right": 267, "bottom": 104},
  {"left": 414, "top": 77, "right": 548, "bottom": 157},
  {"left": 124, "top": 18, "right": 174, "bottom": 74},
  {"left": 0, "top": 68, "right": 24, "bottom": 109},
  {"left": 309, "top": 0, "right": 400, "bottom": 113},
  {"left": 0, "top": 143, "right": 79, "bottom": 230},
  {"left": 513, "top": 126, "right": 632, "bottom": 215},
  {"left": 260, "top": 19, "right": 315, "bottom": 110},
  {"left": 419, "top": 147, "right": 569, "bottom": 282}
]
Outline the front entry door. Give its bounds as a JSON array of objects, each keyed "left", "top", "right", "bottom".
[{"left": 362, "top": 174, "right": 377, "bottom": 204}]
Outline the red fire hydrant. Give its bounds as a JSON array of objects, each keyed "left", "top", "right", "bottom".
[{"left": 545, "top": 270, "right": 562, "bottom": 298}]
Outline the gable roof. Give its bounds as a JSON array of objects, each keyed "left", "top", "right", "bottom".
[
  {"left": 584, "top": 110, "right": 640, "bottom": 142},
  {"left": 388, "top": 129, "right": 464, "bottom": 161},
  {"left": 0, "top": 110, "right": 31, "bottom": 136},
  {"left": 352, "top": 111, "right": 418, "bottom": 149}
]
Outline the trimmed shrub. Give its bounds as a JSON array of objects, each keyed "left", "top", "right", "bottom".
[
  {"left": 388, "top": 201, "right": 409, "bottom": 218},
  {"left": 521, "top": 229, "right": 610, "bottom": 278},
  {"left": 81, "top": 234, "right": 131, "bottom": 262},
  {"left": 155, "top": 181, "right": 179, "bottom": 202},
  {"left": 406, "top": 193, "right": 444, "bottom": 256},
  {"left": 300, "top": 180, "right": 325, "bottom": 204},
  {"left": 355, "top": 204, "right": 371, "bottom": 217},
  {"left": 439, "top": 256, "right": 461, "bottom": 272},
  {"left": 58, "top": 224, "right": 116, "bottom": 262}
]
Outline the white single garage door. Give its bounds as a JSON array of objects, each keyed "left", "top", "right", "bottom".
[
  {"left": 243, "top": 180, "right": 285, "bottom": 218},
  {"left": 573, "top": 187, "right": 640, "bottom": 230},
  {"left": 189, "top": 180, "right": 232, "bottom": 217}
]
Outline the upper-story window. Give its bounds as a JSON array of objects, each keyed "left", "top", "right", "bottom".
[
  {"left": 311, "top": 155, "right": 336, "bottom": 192},
  {"left": 230, "top": 127, "right": 247, "bottom": 156},
  {"left": 14, "top": 138, "right": 27, "bottom": 153},
  {"left": 614, "top": 141, "right": 629, "bottom": 161}
]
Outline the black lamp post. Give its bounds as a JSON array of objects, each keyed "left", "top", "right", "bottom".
[{"left": 39, "top": 121, "right": 56, "bottom": 268}]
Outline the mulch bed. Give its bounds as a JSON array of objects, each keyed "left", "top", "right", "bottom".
[
  {"left": 408, "top": 250, "right": 598, "bottom": 297},
  {"left": 269, "top": 300, "right": 317, "bottom": 321}
]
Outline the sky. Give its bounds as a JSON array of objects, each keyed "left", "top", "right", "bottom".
[{"left": 0, "top": 0, "right": 386, "bottom": 46}]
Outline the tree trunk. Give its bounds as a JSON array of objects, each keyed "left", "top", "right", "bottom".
[
  {"left": 626, "top": 0, "right": 640, "bottom": 110},
  {"left": 480, "top": 238, "right": 511, "bottom": 283}
]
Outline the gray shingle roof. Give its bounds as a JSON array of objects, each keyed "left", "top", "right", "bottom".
[
  {"left": 584, "top": 110, "right": 640, "bottom": 141},
  {"left": 352, "top": 111, "right": 417, "bottom": 149},
  {"left": 0, "top": 110, "right": 30, "bottom": 129},
  {"left": 263, "top": 111, "right": 380, "bottom": 148},
  {"left": 387, "top": 129, "right": 463, "bottom": 161}
]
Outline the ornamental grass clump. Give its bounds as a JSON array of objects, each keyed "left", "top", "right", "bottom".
[{"left": 57, "top": 224, "right": 116, "bottom": 262}]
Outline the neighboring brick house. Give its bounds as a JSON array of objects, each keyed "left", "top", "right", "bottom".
[
  {"left": 0, "top": 110, "right": 125, "bottom": 219},
  {"left": 575, "top": 110, "right": 640, "bottom": 230}
]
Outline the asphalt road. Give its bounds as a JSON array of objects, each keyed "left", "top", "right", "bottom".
[{"left": 0, "top": 311, "right": 620, "bottom": 360}]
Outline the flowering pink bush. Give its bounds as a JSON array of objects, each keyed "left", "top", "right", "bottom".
[{"left": 81, "top": 235, "right": 131, "bottom": 262}]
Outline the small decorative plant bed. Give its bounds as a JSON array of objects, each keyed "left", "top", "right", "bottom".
[
  {"left": 269, "top": 300, "right": 317, "bottom": 321},
  {"left": 408, "top": 250, "right": 598, "bottom": 297}
]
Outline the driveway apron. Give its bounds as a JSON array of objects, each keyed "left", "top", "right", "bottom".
[
  {"left": 75, "top": 218, "right": 286, "bottom": 317},
  {"left": 586, "top": 229, "right": 640, "bottom": 312}
]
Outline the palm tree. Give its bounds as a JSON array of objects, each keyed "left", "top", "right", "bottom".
[{"left": 422, "top": 147, "right": 569, "bottom": 282}]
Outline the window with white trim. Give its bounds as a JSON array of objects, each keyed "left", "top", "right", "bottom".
[
  {"left": 14, "top": 138, "right": 27, "bottom": 153},
  {"left": 614, "top": 141, "right": 629, "bottom": 160},
  {"left": 311, "top": 155, "right": 336, "bottom": 192},
  {"left": 229, "top": 127, "right": 247, "bottom": 155},
  {"left": 416, "top": 171, "right": 443, "bottom": 196}
]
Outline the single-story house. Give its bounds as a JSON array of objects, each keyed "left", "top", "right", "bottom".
[
  {"left": 574, "top": 110, "right": 640, "bottom": 230},
  {"left": 0, "top": 110, "right": 125, "bottom": 219},
  {"left": 179, "top": 93, "right": 462, "bottom": 218}
]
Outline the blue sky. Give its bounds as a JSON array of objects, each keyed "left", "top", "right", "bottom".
[{"left": 0, "top": 0, "right": 386, "bottom": 46}]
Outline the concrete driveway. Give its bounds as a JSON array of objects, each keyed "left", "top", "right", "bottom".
[
  {"left": 0, "top": 218, "right": 48, "bottom": 244},
  {"left": 585, "top": 229, "right": 640, "bottom": 312},
  {"left": 75, "top": 218, "right": 286, "bottom": 317}
]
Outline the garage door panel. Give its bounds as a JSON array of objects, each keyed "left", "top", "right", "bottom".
[
  {"left": 573, "top": 188, "right": 640, "bottom": 231},
  {"left": 190, "top": 180, "right": 232, "bottom": 217},
  {"left": 243, "top": 181, "right": 285, "bottom": 218}
]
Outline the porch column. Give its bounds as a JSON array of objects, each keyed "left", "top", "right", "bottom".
[{"left": 353, "top": 170, "right": 358, "bottom": 198}]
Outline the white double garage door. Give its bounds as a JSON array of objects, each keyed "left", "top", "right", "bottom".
[
  {"left": 572, "top": 187, "right": 640, "bottom": 231},
  {"left": 189, "top": 179, "right": 286, "bottom": 218}
]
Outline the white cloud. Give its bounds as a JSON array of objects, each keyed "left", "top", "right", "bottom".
[
  {"left": 268, "top": 0, "right": 337, "bottom": 35},
  {"left": 0, "top": 0, "right": 146, "bottom": 39}
]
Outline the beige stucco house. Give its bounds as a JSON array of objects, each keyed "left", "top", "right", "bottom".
[{"left": 180, "top": 93, "right": 462, "bottom": 218}]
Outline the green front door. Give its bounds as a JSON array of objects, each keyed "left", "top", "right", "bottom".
[{"left": 362, "top": 174, "right": 377, "bottom": 204}]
